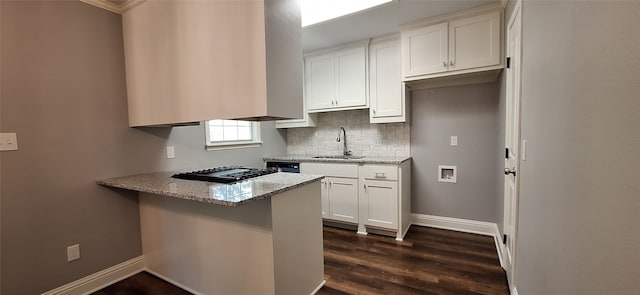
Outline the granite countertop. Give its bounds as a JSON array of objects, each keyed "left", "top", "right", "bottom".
[
  {"left": 97, "top": 172, "right": 323, "bottom": 207},
  {"left": 263, "top": 155, "right": 412, "bottom": 165}
]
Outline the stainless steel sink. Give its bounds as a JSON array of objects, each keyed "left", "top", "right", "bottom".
[{"left": 312, "top": 155, "right": 365, "bottom": 160}]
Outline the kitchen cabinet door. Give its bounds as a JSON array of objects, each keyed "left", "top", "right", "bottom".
[
  {"left": 327, "top": 177, "right": 359, "bottom": 223},
  {"left": 369, "top": 37, "right": 409, "bottom": 123},
  {"left": 401, "top": 22, "right": 448, "bottom": 79},
  {"left": 361, "top": 180, "right": 398, "bottom": 230},
  {"left": 448, "top": 11, "right": 501, "bottom": 72},
  {"left": 334, "top": 46, "right": 367, "bottom": 108},
  {"left": 305, "top": 53, "right": 335, "bottom": 111},
  {"left": 400, "top": 9, "right": 503, "bottom": 84}
]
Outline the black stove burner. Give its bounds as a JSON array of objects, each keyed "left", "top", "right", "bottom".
[{"left": 172, "top": 166, "right": 278, "bottom": 184}]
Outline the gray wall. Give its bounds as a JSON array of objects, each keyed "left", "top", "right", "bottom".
[
  {"left": 410, "top": 82, "right": 500, "bottom": 223},
  {"left": 515, "top": 1, "right": 640, "bottom": 294},
  {"left": 0, "top": 2, "right": 286, "bottom": 294}
]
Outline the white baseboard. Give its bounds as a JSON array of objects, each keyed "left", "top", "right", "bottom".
[
  {"left": 311, "top": 280, "right": 327, "bottom": 295},
  {"left": 42, "top": 256, "right": 144, "bottom": 295},
  {"left": 493, "top": 223, "right": 506, "bottom": 268},
  {"left": 410, "top": 213, "right": 505, "bottom": 268},
  {"left": 143, "top": 268, "right": 203, "bottom": 295}
]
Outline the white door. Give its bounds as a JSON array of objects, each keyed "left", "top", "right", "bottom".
[{"left": 503, "top": 4, "right": 522, "bottom": 288}]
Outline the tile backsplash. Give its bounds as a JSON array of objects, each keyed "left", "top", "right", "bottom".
[{"left": 286, "top": 109, "right": 410, "bottom": 157}]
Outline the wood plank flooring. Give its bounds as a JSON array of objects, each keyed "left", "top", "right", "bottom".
[
  {"left": 93, "top": 225, "right": 509, "bottom": 295},
  {"left": 318, "top": 226, "right": 509, "bottom": 295}
]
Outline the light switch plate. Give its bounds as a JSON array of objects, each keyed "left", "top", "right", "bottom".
[
  {"left": 166, "top": 146, "right": 175, "bottom": 159},
  {"left": 450, "top": 136, "right": 458, "bottom": 146},
  {"left": 0, "top": 133, "right": 18, "bottom": 151}
]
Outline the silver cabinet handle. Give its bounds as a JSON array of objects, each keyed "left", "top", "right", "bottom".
[
  {"left": 372, "top": 109, "right": 376, "bottom": 115},
  {"left": 504, "top": 167, "right": 516, "bottom": 176},
  {"left": 443, "top": 61, "right": 447, "bottom": 67},
  {"left": 450, "top": 60, "right": 455, "bottom": 66},
  {"left": 375, "top": 172, "right": 385, "bottom": 178}
]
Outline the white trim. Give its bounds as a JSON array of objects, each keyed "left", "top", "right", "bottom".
[
  {"left": 310, "top": 280, "right": 327, "bottom": 295},
  {"left": 493, "top": 223, "right": 506, "bottom": 268},
  {"left": 410, "top": 214, "right": 505, "bottom": 267},
  {"left": 79, "top": 0, "right": 145, "bottom": 14},
  {"left": 512, "top": 286, "right": 519, "bottom": 295},
  {"left": 411, "top": 213, "right": 495, "bottom": 236},
  {"left": 143, "top": 268, "right": 203, "bottom": 295},
  {"left": 42, "top": 256, "right": 144, "bottom": 295},
  {"left": 396, "top": 223, "right": 412, "bottom": 241}
]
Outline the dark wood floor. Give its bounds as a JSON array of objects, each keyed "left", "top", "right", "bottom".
[
  {"left": 94, "top": 226, "right": 509, "bottom": 295},
  {"left": 318, "top": 226, "right": 509, "bottom": 295}
]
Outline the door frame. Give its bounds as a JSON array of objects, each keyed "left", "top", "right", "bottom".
[{"left": 503, "top": 0, "right": 523, "bottom": 291}]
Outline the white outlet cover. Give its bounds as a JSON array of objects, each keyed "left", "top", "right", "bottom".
[
  {"left": 0, "top": 133, "right": 18, "bottom": 151},
  {"left": 67, "top": 244, "right": 80, "bottom": 262},
  {"left": 450, "top": 136, "right": 458, "bottom": 146}
]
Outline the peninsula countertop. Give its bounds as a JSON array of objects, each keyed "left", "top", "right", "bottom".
[
  {"left": 263, "top": 154, "right": 412, "bottom": 165},
  {"left": 97, "top": 171, "right": 323, "bottom": 207}
]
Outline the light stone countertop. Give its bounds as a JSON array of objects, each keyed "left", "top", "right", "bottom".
[
  {"left": 263, "top": 155, "right": 412, "bottom": 165},
  {"left": 97, "top": 172, "right": 323, "bottom": 207}
]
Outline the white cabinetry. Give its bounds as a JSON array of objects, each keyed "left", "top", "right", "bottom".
[
  {"left": 358, "top": 163, "right": 411, "bottom": 240},
  {"left": 305, "top": 42, "right": 368, "bottom": 112},
  {"left": 302, "top": 163, "right": 359, "bottom": 223},
  {"left": 301, "top": 160, "right": 412, "bottom": 241},
  {"left": 325, "top": 177, "right": 359, "bottom": 223},
  {"left": 401, "top": 10, "right": 502, "bottom": 82},
  {"left": 122, "top": 0, "right": 302, "bottom": 127},
  {"left": 369, "top": 36, "right": 410, "bottom": 123}
]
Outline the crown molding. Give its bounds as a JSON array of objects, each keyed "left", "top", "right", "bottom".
[{"left": 80, "top": 0, "right": 146, "bottom": 14}]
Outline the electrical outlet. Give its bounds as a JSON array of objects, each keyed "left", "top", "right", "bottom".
[
  {"left": 166, "top": 146, "right": 175, "bottom": 159},
  {"left": 0, "top": 133, "right": 18, "bottom": 151},
  {"left": 67, "top": 244, "right": 80, "bottom": 262}
]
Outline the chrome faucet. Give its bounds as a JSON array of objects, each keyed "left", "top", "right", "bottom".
[{"left": 336, "top": 127, "right": 352, "bottom": 156}]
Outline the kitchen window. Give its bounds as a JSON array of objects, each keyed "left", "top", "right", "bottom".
[{"left": 205, "top": 120, "right": 262, "bottom": 150}]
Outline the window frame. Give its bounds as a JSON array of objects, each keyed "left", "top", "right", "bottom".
[{"left": 204, "top": 120, "right": 262, "bottom": 151}]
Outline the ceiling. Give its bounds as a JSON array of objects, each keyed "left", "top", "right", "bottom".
[
  {"left": 302, "top": 0, "right": 499, "bottom": 52},
  {"left": 84, "top": 0, "right": 500, "bottom": 53}
]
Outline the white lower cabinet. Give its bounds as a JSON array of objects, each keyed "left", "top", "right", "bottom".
[
  {"left": 303, "top": 163, "right": 359, "bottom": 223},
  {"left": 361, "top": 180, "right": 398, "bottom": 229},
  {"left": 326, "top": 177, "right": 359, "bottom": 223},
  {"left": 301, "top": 160, "right": 411, "bottom": 241}
]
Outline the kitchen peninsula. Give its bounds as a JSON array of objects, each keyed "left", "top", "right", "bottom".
[{"left": 98, "top": 171, "right": 325, "bottom": 295}]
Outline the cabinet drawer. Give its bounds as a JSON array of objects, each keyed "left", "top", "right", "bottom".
[
  {"left": 360, "top": 165, "right": 398, "bottom": 181},
  {"left": 301, "top": 163, "right": 358, "bottom": 178}
]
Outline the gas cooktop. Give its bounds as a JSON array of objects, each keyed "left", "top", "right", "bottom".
[{"left": 172, "top": 166, "right": 278, "bottom": 184}]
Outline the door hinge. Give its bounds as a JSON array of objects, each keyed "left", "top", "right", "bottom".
[
  {"left": 505, "top": 148, "right": 509, "bottom": 159},
  {"left": 506, "top": 57, "right": 511, "bottom": 69},
  {"left": 503, "top": 234, "right": 508, "bottom": 244}
]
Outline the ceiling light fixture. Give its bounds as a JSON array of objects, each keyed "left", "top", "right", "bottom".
[{"left": 300, "top": 0, "right": 393, "bottom": 27}]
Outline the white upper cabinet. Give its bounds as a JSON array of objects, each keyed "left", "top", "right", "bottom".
[
  {"left": 401, "top": 10, "right": 502, "bottom": 81},
  {"left": 402, "top": 23, "right": 448, "bottom": 78},
  {"left": 122, "top": 0, "right": 303, "bottom": 127},
  {"left": 305, "top": 42, "right": 368, "bottom": 112},
  {"left": 369, "top": 36, "right": 409, "bottom": 124},
  {"left": 448, "top": 11, "right": 501, "bottom": 71}
]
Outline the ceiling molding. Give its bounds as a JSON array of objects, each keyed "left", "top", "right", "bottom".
[{"left": 80, "top": 0, "right": 146, "bottom": 14}]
